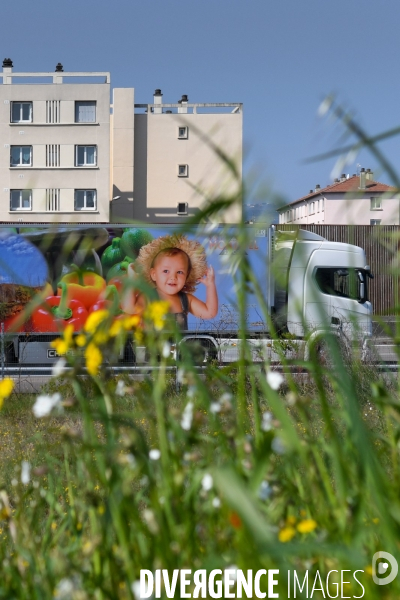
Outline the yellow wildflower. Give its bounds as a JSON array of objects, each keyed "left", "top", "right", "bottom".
[
  {"left": 297, "top": 519, "right": 317, "bottom": 534},
  {"left": 365, "top": 566, "right": 373, "bottom": 576},
  {"left": 0, "top": 378, "right": 14, "bottom": 408},
  {"left": 134, "top": 329, "right": 144, "bottom": 344},
  {"left": 145, "top": 300, "right": 169, "bottom": 330},
  {"left": 85, "top": 343, "right": 102, "bottom": 376},
  {"left": 84, "top": 310, "right": 109, "bottom": 335},
  {"left": 278, "top": 526, "right": 296, "bottom": 543},
  {"left": 64, "top": 323, "right": 74, "bottom": 346},
  {"left": 122, "top": 314, "right": 141, "bottom": 330},
  {"left": 93, "top": 330, "right": 109, "bottom": 345},
  {"left": 109, "top": 319, "right": 123, "bottom": 337},
  {"left": 75, "top": 334, "right": 87, "bottom": 347},
  {"left": 50, "top": 323, "right": 74, "bottom": 355},
  {"left": 50, "top": 337, "right": 67, "bottom": 355},
  {"left": 286, "top": 516, "right": 297, "bottom": 526}
]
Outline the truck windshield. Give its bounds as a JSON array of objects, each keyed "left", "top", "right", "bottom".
[{"left": 315, "top": 267, "right": 368, "bottom": 303}]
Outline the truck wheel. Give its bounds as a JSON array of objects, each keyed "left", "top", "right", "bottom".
[{"left": 180, "top": 338, "right": 217, "bottom": 365}]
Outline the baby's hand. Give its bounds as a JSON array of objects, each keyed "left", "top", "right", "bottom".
[{"left": 199, "top": 266, "right": 215, "bottom": 287}]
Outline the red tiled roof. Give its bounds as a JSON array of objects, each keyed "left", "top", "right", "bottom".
[{"left": 286, "top": 175, "right": 397, "bottom": 207}]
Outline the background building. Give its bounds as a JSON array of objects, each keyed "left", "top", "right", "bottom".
[
  {"left": 0, "top": 61, "right": 243, "bottom": 224},
  {"left": 0, "top": 60, "right": 111, "bottom": 222},
  {"left": 111, "top": 89, "right": 243, "bottom": 223},
  {"left": 278, "top": 169, "right": 399, "bottom": 225}
]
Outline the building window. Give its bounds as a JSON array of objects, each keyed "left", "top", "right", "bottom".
[
  {"left": 75, "top": 189, "right": 96, "bottom": 211},
  {"left": 11, "top": 102, "right": 32, "bottom": 123},
  {"left": 370, "top": 197, "right": 382, "bottom": 210},
  {"left": 178, "top": 164, "right": 188, "bottom": 177},
  {"left": 75, "top": 145, "right": 97, "bottom": 166},
  {"left": 75, "top": 101, "right": 96, "bottom": 123},
  {"left": 10, "top": 190, "right": 31, "bottom": 211},
  {"left": 177, "top": 202, "right": 188, "bottom": 215},
  {"left": 370, "top": 219, "right": 381, "bottom": 226},
  {"left": 10, "top": 146, "right": 32, "bottom": 167},
  {"left": 178, "top": 126, "right": 188, "bottom": 139},
  {"left": 309, "top": 202, "right": 315, "bottom": 215}
]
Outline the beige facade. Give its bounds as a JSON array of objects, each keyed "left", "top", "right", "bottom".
[
  {"left": 0, "top": 60, "right": 110, "bottom": 222},
  {"left": 0, "top": 62, "right": 243, "bottom": 224},
  {"left": 111, "top": 91, "right": 243, "bottom": 223},
  {"left": 278, "top": 170, "right": 400, "bottom": 226}
]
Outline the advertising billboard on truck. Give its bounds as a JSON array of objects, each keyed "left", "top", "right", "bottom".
[{"left": 0, "top": 225, "right": 270, "bottom": 335}]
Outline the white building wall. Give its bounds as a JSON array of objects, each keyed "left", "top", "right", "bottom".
[
  {"left": 325, "top": 194, "right": 399, "bottom": 225},
  {"left": 279, "top": 192, "right": 400, "bottom": 226},
  {"left": 110, "top": 88, "right": 134, "bottom": 221},
  {"left": 131, "top": 109, "right": 242, "bottom": 223},
  {"left": 0, "top": 71, "right": 110, "bottom": 222}
]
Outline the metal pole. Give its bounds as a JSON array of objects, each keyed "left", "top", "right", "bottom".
[{"left": 1, "top": 323, "right": 4, "bottom": 379}]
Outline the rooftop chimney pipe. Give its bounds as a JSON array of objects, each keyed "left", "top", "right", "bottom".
[
  {"left": 2, "top": 58, "right": 13, "bottom": 84},
  {"left": 359, "top": 167, "right": 366, "bottom": 190},
  {"left": 178, "top": 94, "right": 188, "bottom": 114},
  {"left": 153, "top": 89, "right": 163, "bottom": 114}
]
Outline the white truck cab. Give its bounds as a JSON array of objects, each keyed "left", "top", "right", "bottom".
[{"left": 275, "top": 229, "right": 372, "bottom": 341}]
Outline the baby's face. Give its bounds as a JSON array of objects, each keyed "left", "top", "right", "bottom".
[{"left": 150, "top": 253, "right": 189, "bottom": 296}]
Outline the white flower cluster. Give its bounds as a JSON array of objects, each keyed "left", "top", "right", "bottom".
[
  {"left": 32, "top": 393, "right": 62, "bottom": 418},
  {"left": 181, "top": 401, "right": 194, "bottom": 431}
]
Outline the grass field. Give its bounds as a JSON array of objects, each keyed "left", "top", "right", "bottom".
[{"left": 0, "top": 345, "right": 398, "bottom": 599}]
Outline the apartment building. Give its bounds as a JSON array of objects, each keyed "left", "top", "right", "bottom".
[
  {"left": 0, "top": 60, "right": 243, "bottom": 224},
  {"left": 278, "top": 169, "right": 399, "bottom": 225},
  {"left": 111, "top": 89, "right": 243, "bottom": 223},
  {"left": 0, "top": 59, "right": 110, "bottom": 222}
]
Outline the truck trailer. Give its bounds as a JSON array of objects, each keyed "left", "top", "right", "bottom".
[{"left": 0, "top": 224, "right": 372, "bottom": 369}]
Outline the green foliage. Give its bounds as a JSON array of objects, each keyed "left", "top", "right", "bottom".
[{"left": 1, "top": 121, "right": 400, "bottom": 598}]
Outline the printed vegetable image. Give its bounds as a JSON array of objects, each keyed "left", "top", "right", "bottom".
[
  {"left": 58, "top": 269, "right": 106, "bottom": 310},
  {"left": 70, "top": 248, "right": 103, "bottom": 276},
  {"left": 100, "top": 237, "right": 124, "bottom": 276},
  {"left": 105, "top": 256, "right": 134, "bottom": 282},
  {"left": 88, "top": 284, "right": 120, "bottom": 315},
  {"left": 120, "top": 228, "right": 153, "bottom": 258},
  {"left": 0, "top": 231, "right": 49, "bottom": 329},
  {"left": 31, "top": 282, "right": 88, "bottom": 332}
]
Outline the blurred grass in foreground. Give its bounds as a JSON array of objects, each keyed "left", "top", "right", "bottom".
[{"left": 0, "top": 121, "right": 400, "bottom": 599}]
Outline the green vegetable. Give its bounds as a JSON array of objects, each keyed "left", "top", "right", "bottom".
[
  {"left": 120, "top": 229, "right": 153, "bottom": 258},
  {"left": 101, "top": 237, "right": 124, "bottom": 275},
  {"left": 106, "top": 256, "right": 134, "bottom": 282}
]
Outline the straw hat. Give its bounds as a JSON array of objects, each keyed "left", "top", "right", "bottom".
[{"left": 136, "top": 234, "right": 208, "bottom": 293}]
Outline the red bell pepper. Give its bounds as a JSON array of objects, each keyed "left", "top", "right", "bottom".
[
  {"left": 2, "top": 282, "right": 53, "bottom": 333},
  {"left": 89, "top": 285, "right": 121, "bottom": 315},
  {"left": 31, "top": 282, "right": 88, "bottom": 332},
  {"left": 3, "top": 313, "right": 25, "bottom": 333},
  {"left": 58, "top": 267, "right": 106, "bottom": 310}
]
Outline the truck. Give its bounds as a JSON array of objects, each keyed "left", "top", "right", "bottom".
[{"left": 0, "top": 224, "right": 373, "bottom": 370}]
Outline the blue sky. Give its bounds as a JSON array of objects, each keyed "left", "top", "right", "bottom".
[{"left": 3, "top": 0, "right": 400, "bottom": 207}]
